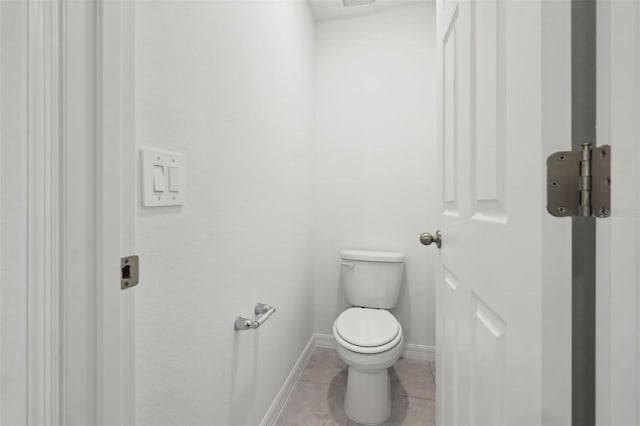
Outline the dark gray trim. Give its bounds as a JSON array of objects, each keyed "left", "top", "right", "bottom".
[{"left": 571, "top": 1, "right": 596, "bottom": 425}]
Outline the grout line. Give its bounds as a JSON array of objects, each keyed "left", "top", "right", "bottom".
[
  {"left": 392, "top": 394, "right": 437, "bottom": 402},
  {"left": 427, "top": 359, "right": 435, "bottom": 389},
  {"left": 297, "top": 378, "right": 347, "bottom": 387},
  {"left": 431, "top": 361, "right": 436, "bottom": 389}
]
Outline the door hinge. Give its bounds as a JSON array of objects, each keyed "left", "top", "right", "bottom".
[
  {"left": 121, "top": 255, "right": 139, "bottom": 290},
  {"left": 547, "top": 143, "right": 611, "bottom": 218}
]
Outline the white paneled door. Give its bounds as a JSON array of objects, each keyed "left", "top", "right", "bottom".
[{"left": 434, "top": 0, "right": 572, "bottom": 425}]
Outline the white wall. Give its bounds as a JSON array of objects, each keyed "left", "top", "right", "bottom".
[
  {"left": 134, "top": 1, "right": 315, "bottom": 425},
  {"left": 313, "top": 4, "right": 436, "bottom": 346},
  {"left": 134, "top": 2, "right": 436, "bottom": 423}
]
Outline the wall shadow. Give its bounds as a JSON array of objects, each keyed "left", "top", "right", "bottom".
[
  {"left": 228, "top": 328, "right": 259, "bottom": 425},
  {"left": 392, "top": 267, "right": 411, "bottom": 340},
  {"left": 334, "top": 260, "right": 350, "bottom": 321}
]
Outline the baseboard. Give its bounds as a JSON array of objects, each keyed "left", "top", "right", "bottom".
[
  {"left": 402, "top": 343, "right": 436, "bottom": 361},
  {"left": 259, "top": 335, "right": 316, "bottom": 426},
  {"left": 311, "top": 333, "right": 435, "bottom": 361},
  {"left": 313, "top": 332, "right": 336, "bottom": 349},
  {"left": 259, "top": 333, "right": 436, "bottom": 425}
]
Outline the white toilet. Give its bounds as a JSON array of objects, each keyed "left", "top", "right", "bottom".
[{"left": 333, "top": 249, "right": 405, "bottom": 425}]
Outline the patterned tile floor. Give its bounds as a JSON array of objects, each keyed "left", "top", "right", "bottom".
[{"left": 275, "top": 347, "right": 436, "bottom": 426}]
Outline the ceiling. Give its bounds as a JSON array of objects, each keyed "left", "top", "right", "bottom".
[{"left": 307, "top": 0, "right": 430, "bottom": 21}]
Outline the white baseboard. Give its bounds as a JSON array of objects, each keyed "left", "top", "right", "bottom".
[
  {"left": 312, "top": 333, "right": 435, "bottom": 361},
  {"left": 259, "top": 333, "right": 436, "bottom": 425},
  {"left": 402, "top": 343, "right": 436, "bottom": 361},
  {"left": 313, "top": 332, "right": 336, "bottom": 349}
]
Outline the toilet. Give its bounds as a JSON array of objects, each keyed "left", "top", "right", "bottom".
[{"left": 333, "top": 249, "right": 405, "bottom": 425}]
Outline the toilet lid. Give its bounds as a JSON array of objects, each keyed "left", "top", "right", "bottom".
[{"left": 335, "top": 308, "right": 400, "bottom": 348}]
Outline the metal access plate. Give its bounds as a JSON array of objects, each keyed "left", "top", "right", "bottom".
[
  {"left": 121, "top": 255, "right": 139, "bottom": 290},
  {"left": 547, "top": 150, "right": 581, "bottom": 217},
  {"left": 590, "top": 145, "right": 611, "bottom": 218}
]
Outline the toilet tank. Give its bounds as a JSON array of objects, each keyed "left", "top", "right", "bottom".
[{"left": 340, "top": 249, "right": 405, "bottom": 309}]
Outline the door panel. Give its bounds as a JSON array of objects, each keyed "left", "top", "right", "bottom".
[
  {"left": 472, "top": 0, "right": 506, "bottom": 221},
  {"left": 440, "top": 270, "right": 460, "bottom": 426},
  {"left": 443, "top": 13, "right": 458, "bottom": 214},
  {"left": 470, "top": 294, "right": 506, "bottom": 426}
]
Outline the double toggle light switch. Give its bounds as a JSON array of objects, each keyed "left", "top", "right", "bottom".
[
  {"left": 142, "top": 148, "right": 186, "bottom": 207},
  {"left": 152, "top": 164, "right": 180, "bottom": 193}
]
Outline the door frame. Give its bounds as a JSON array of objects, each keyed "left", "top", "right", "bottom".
[
  {"left": 14, "top": 0, "right": 135, "bottom": 424},
  {"left": 595, "top": 1, "right": 640, "bottom": 425},
  {"left": 24, "top": 1, "right": 62, "bottom": 423},
  {"left": 95, "top": 1, "right": 136, "bottom": 425}
]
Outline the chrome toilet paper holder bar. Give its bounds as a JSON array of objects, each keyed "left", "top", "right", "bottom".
[{"left": 234, "top": 303, "right": 276, "bottom": 331}]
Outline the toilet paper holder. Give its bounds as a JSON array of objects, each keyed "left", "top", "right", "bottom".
[{"left": 234, "top": 303, "right": 276, "bottom": 331}]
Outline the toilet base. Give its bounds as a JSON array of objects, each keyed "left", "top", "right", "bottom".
[
  {"left": 344, "top": 367, "right": 392, "bottom": 425},
  {"left": 334, "top": 327, "right": 403, "bottom": 425}
]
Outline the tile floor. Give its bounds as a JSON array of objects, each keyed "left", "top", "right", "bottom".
[{"left": 275, "top": 347, "right": 436, "bottom": 426}]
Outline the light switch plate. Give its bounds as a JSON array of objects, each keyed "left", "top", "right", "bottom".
[{"left": 141, "top": 148, "right": 186, "bottom": 207}]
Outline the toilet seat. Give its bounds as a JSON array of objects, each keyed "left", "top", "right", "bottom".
[{"left": 333, "top": 308, "right": 403, "bottom": 354}]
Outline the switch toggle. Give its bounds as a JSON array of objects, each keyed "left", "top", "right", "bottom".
[
  {"left": 168, "top": 166, "right": 180, "bottom": 192},
  {"left": 153, "top": 165, "right": 166, "bottom": 192}
]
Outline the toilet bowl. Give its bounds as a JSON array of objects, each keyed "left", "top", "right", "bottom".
[{"left": 333, "top": 307, "right": 404, "bottom": 425}]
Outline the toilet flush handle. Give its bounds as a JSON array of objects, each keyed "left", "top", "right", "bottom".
[{"left": 341, "top": 261, "right": 355, "bottom": 269}]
